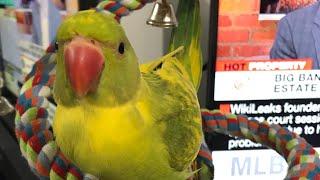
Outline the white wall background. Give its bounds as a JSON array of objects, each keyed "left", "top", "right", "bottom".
[{"left": 122, "top": 3, "right": 165, "bottom": 63}]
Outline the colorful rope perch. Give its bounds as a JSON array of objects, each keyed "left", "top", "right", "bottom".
[
  {"left": 15, "top": 52, "right": 86, "bottom": 180},
  {"left": 201, "top": 109, "right": 320, "bottom": 179},
  {"left": 96, "top": 0, "right": 156, "bottom": 21}
]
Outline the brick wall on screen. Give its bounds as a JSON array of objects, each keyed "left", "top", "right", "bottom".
[{"left": 217, "top": 0, "right": 278, "bottom": 60}]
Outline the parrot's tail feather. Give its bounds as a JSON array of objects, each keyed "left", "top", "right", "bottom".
[{"left": 169, "top": 0, "right": 202, "bottom": 90}]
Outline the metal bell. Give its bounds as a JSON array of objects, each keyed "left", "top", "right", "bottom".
[{"left": 146, "top": 0, "right": 178, "bottom": 28}]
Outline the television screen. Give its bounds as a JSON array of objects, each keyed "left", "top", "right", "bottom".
[
  {"left": 207, "top": 0, "right": 320, "bottom": 179},
  {"left": 259, "top": 0, "right": 319, "bottom": 20}
]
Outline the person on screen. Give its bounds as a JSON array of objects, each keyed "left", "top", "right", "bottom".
[
  {"left": 261, "top": 0, "right": 280, "bottom": 13},
  {"left": 270, "top": 1, "right": 320, "bottom": 69}
]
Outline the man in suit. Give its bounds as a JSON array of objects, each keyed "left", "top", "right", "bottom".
[{"left": 270, "top": 1, "right": 320, "bottom": 69}]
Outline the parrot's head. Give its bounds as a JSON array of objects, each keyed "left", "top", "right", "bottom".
[{"left": 54, "top": 10, "right": 141, "bottom": 107}]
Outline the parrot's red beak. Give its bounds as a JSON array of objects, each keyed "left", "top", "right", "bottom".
[{"left": 64, "top": 37, "right": 105, "bottom": 97}]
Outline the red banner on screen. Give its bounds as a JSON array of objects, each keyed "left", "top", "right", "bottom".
[{"left": 216, "top": 59, "right": 313, "bottom": 71}]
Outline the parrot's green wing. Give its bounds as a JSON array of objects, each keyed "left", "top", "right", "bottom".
[
  {"left": 141, "top": 56, "right": 202, "bottom": 173},
  {"left": 140, "top": 0, "right": 203, "bottom": 175}
]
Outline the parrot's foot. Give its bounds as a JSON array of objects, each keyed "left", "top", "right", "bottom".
[
  {"left": 187, "top": 160, "right": 200, "bottom": 180},
  {"left": 187, "top": 160, "right": 214, "bottom": 180}
]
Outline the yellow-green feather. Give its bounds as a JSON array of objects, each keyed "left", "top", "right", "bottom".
[{"left": 169, "top": 0, "right": 202, "bottom": 90}]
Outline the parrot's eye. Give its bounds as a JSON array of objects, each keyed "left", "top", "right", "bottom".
[
  {"left": 54, "top": 41, "right": 59, "bottom": 51},
  {"left": 118, "top": 42, "right": 125, "bottom": 55}
]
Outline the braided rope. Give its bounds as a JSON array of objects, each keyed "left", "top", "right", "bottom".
[
  {"left": 201, "top": 109, "right": 320, "bottom": 179},
  {"left": 96, "top": 0, "right": 156, "bottom": 21},
  {"left": 15, "top": 50, "right": 87, "bottom": 180}
]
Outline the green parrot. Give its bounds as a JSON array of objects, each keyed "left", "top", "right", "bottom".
[{"left": 53, "top": 0, "right": 204, "bottom": 179}]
